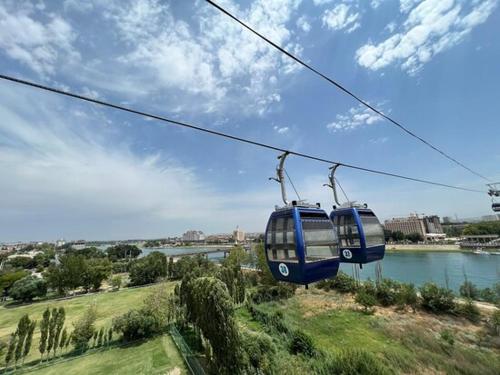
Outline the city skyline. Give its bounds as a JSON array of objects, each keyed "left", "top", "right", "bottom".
[{"left": 1, "top": 1, "right": 499, "bottom": 242}]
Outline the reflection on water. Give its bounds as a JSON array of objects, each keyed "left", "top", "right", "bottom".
[
  {"left": 142, "top": 247, "right": 500, "bottom": 292},
  {"left": 341, "top": 251, "right": 500, "bottom": 291}
]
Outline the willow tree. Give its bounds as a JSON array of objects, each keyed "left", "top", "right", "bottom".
[{"left": 183, "top": 277, "right": 243, "bottom": 374}]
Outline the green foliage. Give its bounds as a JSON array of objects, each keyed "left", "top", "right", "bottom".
[
  {"left": 169, "top": 254, "right": 215, "bottom": 280},
  {"left": 39, "top": 308, "right": 50, "bottom": 359},
  {"left": 113, "top": 309, "right": 157, "bottom": 341},
  {"left": 97, "top": 327, "right": 104, "bottom": 346},
  {"left": 240, "top": 331, "right": 276, "bottom": 373},
  {"left": 440, "top": 329, "right": 455, "bottom": 346},
  {"left": 486, "top": 310, "right": 500, "bottom": 336},
  {"left": 312, "top": 349, "right": 391, "bottom": 375},
  {"left": 44, "top": 254, "right": 86, "bottom": 295},
  {"left": 65, "top": 246, "right": 105, "bottom": 259},
  {"left": 316, "top": 271, "right": 358, "bottom": 293},
  {"left": 182, "top": 276, "right": 243, "bottom": 374},
  {"left": 462, "top": 221, "right": 500, "bottom": 236},
  {"left": 7, "top": 256, "right": 37, "bottom": 270},
  {"left": 144, "top": 240, "right": 162, "bottom": 248},
  {"left": 23, "top": 319, "right": 36, "bottom": 362},
  {"left": 81, "top": 258, "right": 112, "bottom": 291},
  {"left": 217, "top": 265, "right": 246, "bottom": 304},
  {"left": 128, "top": 251, "right": 168, "bottom": 286},
  {"left": 479, "top": 287, "right": 498, "bottom": 304},
  {"left": 459, "top": 281, "right": 480, "bottom": 300},
  {"left": 0, "top": 270, "right": 29, "bottom": 296},
  {"left": 5, "top": 332, "right": 16, "bottom": 368},
  {"left": 374, "top": 279, "right": 401, "bottom": 306},
  {"left": 250, "top": 283, "right": 296, "bottom": 304},
  {"left": 419, "top": 282, "right": 456, "bottom": 313},
  {"left": 71, "top": 304, "right": 97, "bottom": 352},
  {"left": 289, "top": 329, "right": 316, "bottom": 357},
  {"left": 222, "top": 245, "right": 248, "bottom": 269},
  {"left": 59, "top": 328, "right": 68, "bottom": 352},
  {"left": 254, "top": 242, "right": 276, "bottom": 286},
  {"left": 405, "top": 232, "right": 424, "bottom": 243},
  {"left": 110, "top": 275, "right": 122, "bottom": 290},
  {"left": 355, "top": 289, "right": 377, "bottom": 313},
  {"left": 14, "top": 314, "right": 31, "bottom": 365},
  {"left": 247, "top": 304, "right": 290, "bottom": 334},
  {"left": 52, "top": 307, "right": 66, "bottom": 356},
  {"left": 396, "top": 283, "right": 418, "bottom": 312},
  {"left": 456, "top": 299, "right": 481, "bottom": 323},
  {"left": 106, "top": 244, "right": 142, "bottom": 261},
  {"left": 9, "top": 275, "right": 47, "bottom": 302}
]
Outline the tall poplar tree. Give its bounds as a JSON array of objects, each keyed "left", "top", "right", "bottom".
[
  {"left": 59, "top": 327, "right": 67, "bottom": 354},
  {"left": 39, "top": 308, "right": 50, "bottom": 361},
  {"left": 23, "top": 320, "right": 36, "bottom": 364},
  {"left": 53, "top": 307, "right": 65, "bottom": 357},
  {"left": 5, "top": 332, "right": 17, "bottom": 369},
  {"left": 14, "top": 315, "right": 30, "bottom": 367},
  {"left": 46, "top": 308, "right": 58, "bottom": 357}
]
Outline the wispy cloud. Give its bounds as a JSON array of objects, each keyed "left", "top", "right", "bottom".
[
  {"left": 0, "top": 3, "right": 80, "bottom": 76},
  {"left": 326, "top": 104, "right": 384, "bottom": 132},
  {"left": 273, "top": 125, "right": 289, "bottom": 134},
  {"left": 322, "top": 3, "right": 361, "bottom": 33},
  {"left": 356, "top": 0, "right": 498, "bottom": 74}
]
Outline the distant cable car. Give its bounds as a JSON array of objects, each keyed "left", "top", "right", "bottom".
[
  {"left": 264, "top": 153, "right": 340, "bottom": 285},
  {"left": 488, "top": 183, "right": 500, "bottom": 213},
  {"left": 325, "top": 165, "right": 386, "bottom": 265}
]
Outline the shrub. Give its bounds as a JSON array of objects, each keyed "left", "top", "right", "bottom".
[
  {"left": 250, "top": 284, "right": 295, "bottom": 304},
  {"left": 375, "top": 279, "right": 400, "bottom": 306},
  {"left": 289, "top": 329, "right": 316, "bottom": 357},
  {"left": 9, "top": 275, "right": 47, "bottom": 302},
  {"left": 440, "top": 329, "right": 455, "bottom": 346},
  {"left": 479, "top": 287, "right": 498, "bottom": 304},
  {"left": 396, "top": 283, "right": 418, "bottom": 312},
  {"left": 110, "top": 275, "right": 122, "bottom": 290},
  {"left": 420, "top": 282, "right": 455, "bottom": 313},
  {"left": 313, "top": 348, "right": 391, "bottom": 375},
  {"left": 241, "top": 331, "right": 276, "bottom": 372},
  {"left": 486, "top": 310, "right": 500, "bottom": 336},
  {"left": 71, "top": 304, "right": 97, "bottom": 352},
  {"left": 247, "top": 304, "right": 290, "bottom": 334},
  {"left": 459, "top": 281, "right": 480, "bottom": 300},
  {"left": 355, "top": 289, "right": 377, "bottom": 314},
  {"left": 316, "top": 271, "right": 357, "bottom": 293},
  {"left": 113, "top": 309, "right": 157, "bottom": 341},
  {"left": 456, "top": 299, "right": 481, "bottom": 323}
]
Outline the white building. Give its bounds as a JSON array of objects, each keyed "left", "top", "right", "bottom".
[
  {"left": 182, "top": 230, "right": 205, "bottom": 242},
  {"left": 233, "top": 226, "right": 245, "bottom": 243}
]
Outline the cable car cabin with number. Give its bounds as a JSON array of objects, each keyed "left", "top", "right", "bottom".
[
  {"left": 330, "top": 207, "right": 385, "bottom": 265},
  {"left": 265, "top": 204, "right": 340, "bottom": 285}
]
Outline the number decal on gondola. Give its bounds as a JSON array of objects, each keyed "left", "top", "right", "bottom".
[
  {"left": 278, "top": 263, "right": 289, "bottom": 276},
  {"left": 342, "top": 249, "right": 353, "bottom": 259}
]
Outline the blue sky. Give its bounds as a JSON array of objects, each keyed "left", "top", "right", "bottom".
[{"left": 0, "top": 0, "right": 499, "bottom": 241}]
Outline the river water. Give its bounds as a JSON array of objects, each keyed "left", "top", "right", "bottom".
[{"left": 141, "top": 247, "right": 499, "bottom": 292}]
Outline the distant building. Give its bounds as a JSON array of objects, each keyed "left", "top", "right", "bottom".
[
  {"left": 233, "top": 226, "right": 245, "bottom": 243},
  {"left": 182, "top": 230, "right": 205, "bottom": 242},
  {"left": 384, "top": 214, "right": 444, "bottom": 241},
  {"left": 442, "top": 216, "right": 452, "bottom": 224}
]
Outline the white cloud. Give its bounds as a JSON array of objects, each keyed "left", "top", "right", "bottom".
[
  {"left": 356, "top": 0, "right": 498, "bottom": 74},
  {"left": 313, "top": 0, "right": 334, "bottom": 5},
  {"left": 297, "top": 15, "right": 311, "bottom": 32},
  {"left": 326, "top": 104, "right": 383, "bottom": 131},
  {"left": 0, "top": 86, "right": 287, "bottom": 240},
  {"left": 0, "top": 3, "right": 79, "bottom": 76},
  {"left": 385, "top": 22, "right": 397, "bottom": 33},
  {"left": 101, "top": 0, "right": 303, "bottom": 115},
  {"left": 274, "top": 125, "right": 289, "bottom": 134},
  {"left": 322, "top": 3, "right": 361, "bottom": 33}
]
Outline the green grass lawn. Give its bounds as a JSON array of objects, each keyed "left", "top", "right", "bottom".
[
  {"left": 236, "top": 292, "right": 500, "bottom": 374},
  {"left": 25, "top": 335, "right": 186, "bottom": 375},
  {"left": 0, "top": 283, "right": 177, "bottom": 367}
]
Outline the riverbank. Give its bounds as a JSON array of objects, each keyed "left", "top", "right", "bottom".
[{"left": 386, "top": 244, "right": 465, "bottom": 252}]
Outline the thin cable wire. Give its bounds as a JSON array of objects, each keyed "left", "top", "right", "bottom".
[
  {"left": 203, "top": 0, "right": 491, "bottom": 183},
  {"left": 284, "top": 168, "right": 302, "bottom": 201},
  {"left": 334, "top": 177, "right": 350, "bottom": 203},
  {"left": 0, "top": 74, "right": 485, "bottom": 194}
]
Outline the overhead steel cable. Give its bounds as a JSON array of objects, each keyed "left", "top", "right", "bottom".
[
  {"left": 203, "top": 0, "right": 491, "bottom": 183},
  {"left": 0, "top": 74, "right": 485, "bottom": 194}
]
